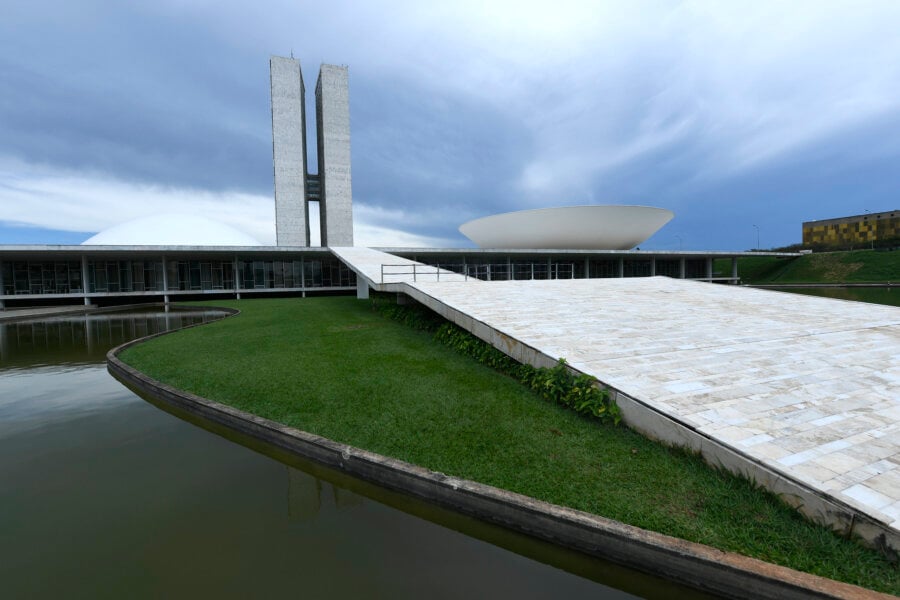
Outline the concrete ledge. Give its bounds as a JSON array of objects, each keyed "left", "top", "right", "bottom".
[
  {"left": 0, "top": 305, "right": 99, "bottom": 323},
  {"left": 613, "top": 392, "right": 897, "bottom": 556},
  {"left": 108, "top": 320, "right": 891, "bottom": 600},
  {"left": 0, "top": 302, "right": 188, "bottom": 323},
  {"left": 749, "top": 283, "right": 900, "bottom": 289}
]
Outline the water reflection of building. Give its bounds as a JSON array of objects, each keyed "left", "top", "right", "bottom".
[
  {"left": 0, "top": 312, "right": 220, "bottom": 366},
  {"left": 287, "top": 467, "right": 363, "bottom": 522}
]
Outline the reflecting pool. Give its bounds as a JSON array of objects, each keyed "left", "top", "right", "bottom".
[{"left": 0, "top": 308, "right": 713, "bottom": 599}]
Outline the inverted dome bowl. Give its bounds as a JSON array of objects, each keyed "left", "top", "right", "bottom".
[{"left": 459, "top": 205, "right": 674, "bottom": 250}]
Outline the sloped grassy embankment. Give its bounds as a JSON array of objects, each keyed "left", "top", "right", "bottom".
[
  {"left": 120, "top": 297, "right": 898, "bottom": 594},
  {"left": 717, "top": 249, "right": 900, "bottom": 284}
]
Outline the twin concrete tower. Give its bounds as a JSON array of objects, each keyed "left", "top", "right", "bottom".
[{"left": 270, "top": 56, "right": 353, "bottom": 247}]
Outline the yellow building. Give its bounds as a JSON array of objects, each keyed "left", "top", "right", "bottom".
[{"left": 802, "top": 209, "right": 899, "bottom": 247}]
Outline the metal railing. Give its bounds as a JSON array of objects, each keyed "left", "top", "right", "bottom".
[
  {"left": 379, "top": 263, "right": 576, "bottom": 284},
  {"left": 380, "top": 264, "right": 459, "bottom": 283}
]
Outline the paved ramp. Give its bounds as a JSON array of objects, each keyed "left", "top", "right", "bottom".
[{"left": 334, "top": 247, "right": 900, "bottom": 552}]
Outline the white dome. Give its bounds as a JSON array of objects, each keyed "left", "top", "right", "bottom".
[
  {"left": 459, "top": 205, "right": 674, "bottom": 250},
  {"left": 82, "top": 214, "right": 262, "bottom": 246}
]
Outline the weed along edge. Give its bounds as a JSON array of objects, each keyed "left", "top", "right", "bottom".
[{"left": 110, "top": 298, "right": 899, "bottom": 597}]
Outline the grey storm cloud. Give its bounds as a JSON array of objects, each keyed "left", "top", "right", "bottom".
[{"left": 2, "top": 0, "right": 900, "bottom": 249}]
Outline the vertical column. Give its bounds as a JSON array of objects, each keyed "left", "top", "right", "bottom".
[
  {"left": 731, "top": 257, "right": 739, "bottom": 283},
  {"left": 584, "top": 257, "right": 590, "bottom": 279},
  {"left": 316, "top": 65, "right": 353, "bottom": 246},
  {"left": 650, "top": 257, "right": 656, "bottom": 277},
  {"left": 81, "top": 255, "right": 90, "bottom": 306},
  {"left": 356, "top": 277, "right": 369, "bottom": 299},
  {"left": 161, "top": 255, "right": 169, "bottom": 305},
  {"left": 233, "top": 256, "right": 241, "bottom": 300},
  {"left": 706, "top": 257, "right": 713, "bottom": 281},
  {"left": 0, "top": 259, "right": 5, "bottom": 309},
  {"left": 679, "top": 257, "right": 686, "bottom": 279},
  {"left": 271, "top": 56, "right": 309, "bottom": 246},
  {"left": 300, "top": 256, "right": 306, "bottom": 298},
  {"left": 617, "top": 257, "right": 624, "bottom": 278}
]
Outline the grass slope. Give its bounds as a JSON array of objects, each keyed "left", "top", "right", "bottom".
[
  {"left": 121, "top": 298, "right": 898, "bottom": 593},
  {"left": 716, "top": 249, "right": 900, "bottom": 284}
]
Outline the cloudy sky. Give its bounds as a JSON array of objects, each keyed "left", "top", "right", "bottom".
[{"left": 2, "top": 0, "right": 899, "bottom": 250}]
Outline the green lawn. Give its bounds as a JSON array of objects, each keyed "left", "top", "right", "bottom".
[
  {"left": 717, "top": 249, "right": 900, "bottom": 284},
  {"left": 121, "top": 297, "right": 898, "bottom": 594}
]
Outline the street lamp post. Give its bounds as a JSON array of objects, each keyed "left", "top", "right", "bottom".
[{"left": 753, "top": 224, "right": 760, "bottom": 251}]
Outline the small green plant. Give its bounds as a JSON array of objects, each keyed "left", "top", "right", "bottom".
[{"left": 521, "top": 358, "right": 620, "bottom": 424}]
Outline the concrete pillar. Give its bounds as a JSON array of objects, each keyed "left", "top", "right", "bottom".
[
  {"left": 356, "top": 277, "right": 369, "bottom": 299},
  {"left": 233, "top": 256, "right": 241, "bottom": 299},
  {"left": 300, "top": 256, "right": 306, "bottom": 298},
  {"left": 650, "top": 257, "right": 656, "bottom": 277},
  {"left": 584, "top": 257, "right": 590, "bottom": 279},
  {"left": 731, "top": 257, "right": 739, "bottom": 283},
  {"left": 161, "top": 255, "right": 169, "bottom": 305},
  {"left": 679, "top": 258, "right": 686, "bottom": 279},
  {"left": 0, "top": 259, "right": 5, "bottom": 309},
  {"left": 81, "top": 255, "right": 90, "bottom": 306},
  {"left": 618, "top": 257, "right": 624, "bottom": 278},
  {"left": 706, "top": 257, "right": 713, "bottom": 281}
]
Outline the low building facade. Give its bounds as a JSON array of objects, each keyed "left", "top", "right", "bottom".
[{"left": 802, "top": 209, "right": 899, "bottom": 247}]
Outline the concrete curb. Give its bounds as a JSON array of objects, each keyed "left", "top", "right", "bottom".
[
  {"left": 748, "top": 283, "right": 899, "bottom": 289},
  {"left": 0, "top": 305, "right": 99, "bottom": 323},
  {"left": 106, "top": 310, "right": 893, "bottom": 600},
  {"left": 0, "top": 302, "right": 195, "bottom": 323}
]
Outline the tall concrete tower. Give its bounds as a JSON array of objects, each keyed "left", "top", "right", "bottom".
[
  {"left": 316, "top": 65, "right": 353, "bottom": 246},
  {"left": 269, "top": 56, "right": 354, "bottom": 247},
  {"left": 269, "top": 56, "right": 308, "bottom": 246}
]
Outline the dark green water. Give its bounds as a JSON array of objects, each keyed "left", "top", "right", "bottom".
[
  {"left": 767, "top": 286, "right": 900, "bottom": 307},
  {"left": 0, "top": 309, "right": 711, "bottom": 599}
]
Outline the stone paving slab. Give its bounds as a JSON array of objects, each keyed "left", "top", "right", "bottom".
[{"left": 404, "top": 276, "right": 900, "bottom": 546}]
